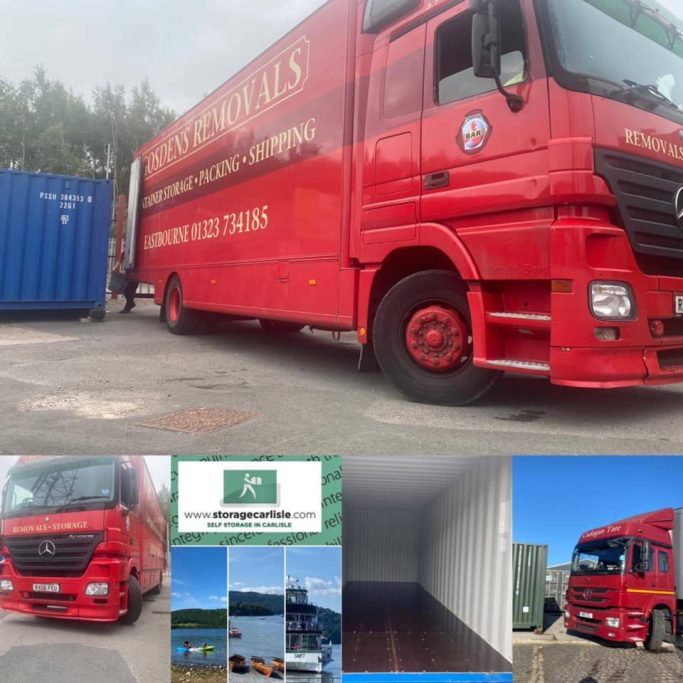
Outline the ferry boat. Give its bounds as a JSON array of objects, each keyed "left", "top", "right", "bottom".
[{"left": 286, "top": 577, "right": 333, "bottom": 673}]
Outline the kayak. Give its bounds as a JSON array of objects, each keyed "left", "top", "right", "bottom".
[
  {"left": 176, "top": 646, "right": 216, "bottom": 652},
  {"left": 251, "top": 656, "right": 273, "bottom": 677}
]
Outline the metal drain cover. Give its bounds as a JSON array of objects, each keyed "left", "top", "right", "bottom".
[{"left": 140, "top": 407, "right": 257, "bottom": 433}]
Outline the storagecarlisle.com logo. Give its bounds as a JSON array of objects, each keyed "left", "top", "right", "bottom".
[
  {"left": 457, "top": 110, "right": 492, "bottom": 154},
  {"left": 177, "top": 459, "right": 323, "bottom": 536},
  {"left": 224, "top": 470, "right": 278, "bottom": 505}
]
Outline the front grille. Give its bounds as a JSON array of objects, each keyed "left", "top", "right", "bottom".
[
  {"left": 595, "top": 149, "right": 683, "bottom": 276},
  {"left": 5, "top": 533, "right": 103, "bottom": 577},
  {"left": 23, "top": 592, "right": 76, "bottom": 602}
]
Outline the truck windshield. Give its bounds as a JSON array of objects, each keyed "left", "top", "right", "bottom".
[
  {"left": 544, "top": 0, "right": 683, "bottom": 121},
  {"left": 571, "top": 537, "right": 628, "bottom": 575},
  {"left": 2, "top": 458, "right": 116, "bottom": 518}
]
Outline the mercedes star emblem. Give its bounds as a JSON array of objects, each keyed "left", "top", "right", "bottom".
[
  {"left": 583, "top": 588, "right": 592, "bottom": 599},
  {"left": 675, "top": 186, "right": 683, "bottom": 229},
  {"left": 38, "top": 540, "right": 57, "bottom": 557}
]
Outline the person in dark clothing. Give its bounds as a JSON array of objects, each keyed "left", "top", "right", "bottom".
[{"left": 120, "top": 277, "right": 138, "bottom": 314}]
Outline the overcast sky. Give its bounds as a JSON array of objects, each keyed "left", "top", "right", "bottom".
[
  {"left": 0, "top": 0, "right": 327, "bottom": 115},
  {"left": 2, "top": 0, "right": 680, "bottom": 116}
]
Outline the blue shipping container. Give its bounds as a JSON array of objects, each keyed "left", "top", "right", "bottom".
[{"left": 0, "top": 169, "right": 112, "bottom": 315}]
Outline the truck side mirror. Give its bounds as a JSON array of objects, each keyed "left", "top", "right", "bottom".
[
  {"left": 121, "top": 467, "right": 139, "bottom": 509},
  {"left": 471, "top": 2, "right": 501, "bottom": 79},
  {"left": 469, "top": 0, "right": 524, "bottom": 112},
  {"left": 632, "top": 541, "right": 650, "bottom": 572}
]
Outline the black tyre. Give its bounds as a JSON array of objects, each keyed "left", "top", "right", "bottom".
[
  {"left": 259, "top": 319, "right": 305, "bottom": 333},
  {"left": 121, "top": 574, "right": 143, "bottom": 624},
  {"left": 645, "top": 609, "right": 667, "bottom": 651},
  {"left": 164, "top": 275, "right": 202, "bottom": 335},
  {"left": 149, "top": 571, "right": 163, "bottom": 596},
  {"left": 373, "top": 270, "right": 501, "bottom": 406}
]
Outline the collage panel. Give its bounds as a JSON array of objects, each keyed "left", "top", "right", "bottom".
[
  {"left": 172, "top": 546, "right": 228, "bottom": 683},
  {"left": 0, "top": 455, "right": 171, "bottom": 682},
  {"left": 342, "top": 456, "right": 512, "bottom": 682},
  {"left": 229, "top": 547, "right": 285, "bottom": 680},
  {"left": 285, "top": 547, "right": 342, "bottom": 682},
  {"left": 513, "top": 456, "right": 683, "bottom": 682}
]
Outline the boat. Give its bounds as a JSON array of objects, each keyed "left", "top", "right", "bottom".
[
  {"left": 272, "top": 657, "right": 285, "bottom": 673},
  {"left": 175, "top": 645, "right": 215, "bottom": 653},
  {"left": 285, "top": 576, "right": 333, "bottom": 673},
  {"left": 230, "top": 654, "right": 249, "bottom": 672},
  {"left": 251, "top": 656, "right": 274, "bottom": 677},
  {"left": 229, "top": 627, "right": 242, "bottom": 638}
]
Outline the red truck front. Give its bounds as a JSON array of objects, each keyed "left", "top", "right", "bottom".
[
  {"left": 0, "top": 456, "right": 165, "bottom": 623},
  {"left": 564, "top": 509, "right": 681, "bottom": 650}
]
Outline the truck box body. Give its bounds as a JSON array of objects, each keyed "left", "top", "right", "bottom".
[
  {"left": 0, "top": 170, "right": 111, "bottom": 315},
  {"left": 0, "top": 455, "right": 166, "bottom": 622},
  {"left": 512, "top": 543, "right": 547, "bottom": 630},
  {"left": 130, "top": 0, "right": 356, "bottom": 327},
  {"left": 127, "top": 0, "right": 683, "bottom": 406},
  {"left": 343, "top": 456, "right": 511, "bottom": 682},
  {"left": 676, "top": 508, "right": 682, "bottom": 603}
]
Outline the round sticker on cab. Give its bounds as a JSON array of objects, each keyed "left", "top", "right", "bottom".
[{"left": 457, "top": 110, "right": 492, "bottom": 154}]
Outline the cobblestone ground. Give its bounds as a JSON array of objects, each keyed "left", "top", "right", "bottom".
[{"left": 514, "top": 643, "right": 683, "bottom": 683}]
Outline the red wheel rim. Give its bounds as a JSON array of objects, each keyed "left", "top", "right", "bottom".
[
  {"left": 405, "top": 304, "right": 469, "bottom": 372},
  {"left": 169, "top": 287, "right": 181, "bottom": 323}
]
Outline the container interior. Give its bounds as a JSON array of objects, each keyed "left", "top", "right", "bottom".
[{"left": 343, "top": 456, "right": 511, "bottom": 674}]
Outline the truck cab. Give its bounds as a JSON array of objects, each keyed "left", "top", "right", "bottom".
[
  {"left": 0, "top": 456, "right": 166, "bottom": 623},
  {"left": 565, "top": 508, "right": 683, "bottom": 650}
]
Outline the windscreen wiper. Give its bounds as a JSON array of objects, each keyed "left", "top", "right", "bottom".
[
  {"left": 54, "top": 496, "right": 111, "bottom": 512},
  {"left": 612, "top": 79, "right": 680, "bottom": 111}
]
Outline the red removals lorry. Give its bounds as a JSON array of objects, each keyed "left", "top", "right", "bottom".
[
  {"left": 123, "top": 0, "right": 683, "bottom": 405},
  {"left": 0, "top": 456, "right": 167, "bottom": 623},
  {"left": 565, "top": 508, "right": 683, "bottom": 650}
]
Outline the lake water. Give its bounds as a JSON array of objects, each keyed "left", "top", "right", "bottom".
[
  {"left": 287, "top": 644, "right": 341, "bottom": 683},
  {"left": 229, "top": 614, "right": 284, "bottom": 661},
  {"left": 172, "top": 628, "right": 227, "bottom": 667}
]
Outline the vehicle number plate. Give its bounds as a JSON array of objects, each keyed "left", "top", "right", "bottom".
[
  {"left": 675, "top": 295, "right": 683, "bottom": 316},
  {"left": 32, "top": 583, "right": 60, "bottom": 593},
  {"left": 579, "top": 611, "right": 593, "bottom": 619}
]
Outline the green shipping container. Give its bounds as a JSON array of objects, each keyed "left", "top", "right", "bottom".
[{"left": 513, "top": 543, "right": 548, "bottom": 630}]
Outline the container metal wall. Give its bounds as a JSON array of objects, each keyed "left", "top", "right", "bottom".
[
  {"left": 513, "top": 543, "right": 548, "bottom": 630},
  {"left": 0, "top": 169, "right": 112, "bottom": 312},
  {"left": 344, "top": 509, "right": 420, "bottom": 584},
  {"left": 419, "top": 457, "right": 512, "bottom": 663}
]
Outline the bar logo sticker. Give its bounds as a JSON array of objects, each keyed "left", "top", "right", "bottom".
[
  {"left": 457, "top": 110, "right": 492, "bottom": 154},
  {"left": 224, "top": 470, "right": 278, "bottom": 505}
]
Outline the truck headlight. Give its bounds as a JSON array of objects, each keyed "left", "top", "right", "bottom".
[
  {"left": 0, "top": 579, "right": 14, "bottom": 592},
  {"left": 564, "top": 609, "right": 571, "bottom": 620},
  {"left": 605, "top": 617, "right": 621, "bottom": 628},
  {"left": 590, "top": 282, "right": 635, "bottom": 320},
  {"left": 85, "top": 582, "right": 109, "bottom": 596}
]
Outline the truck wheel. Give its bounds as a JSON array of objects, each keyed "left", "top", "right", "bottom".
[
  {"left": 645, "top": 609, "right": 666, "bottom": 651},
  {"left": 122, "top": 575, "right": 143, "bottom": 624},
  {"left": 373, "top": 270, "right": 501, "bottom": 406},
  {"left": 259, "top": 319, "right": 305, "bottom": 333},
  {"left": 149, "top": 571, "right": 163, "bottom": 596},
  {"left": 165, "top": 275, "right": 201, "bottom": 335}
]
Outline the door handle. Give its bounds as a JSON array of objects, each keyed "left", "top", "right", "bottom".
[{"left": 424, "top": 171, "right": 449, "bottom": 189}]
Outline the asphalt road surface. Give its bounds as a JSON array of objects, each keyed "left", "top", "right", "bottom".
[
  {"left": 1, "top": 300, "right": 683, "bottom": 456},
  {"left": 514, "top": 641, "right": 683, "bottom": 683},
  {"left": 0, "top": 574, "right": 171, "bottom": 683}
]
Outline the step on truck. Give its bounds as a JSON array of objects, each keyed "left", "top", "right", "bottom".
[
  {"left": 123, "top": 0, "right": 683, "bottom": 405},
  {"left": 0, "top": 456, "right": 167, "bottom": 623},
  {"left": 565, "top": 508, "right": 683, "bottom": 650}
]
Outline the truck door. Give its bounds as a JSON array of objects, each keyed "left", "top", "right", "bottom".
[
  {"left": 420, "top": 0, "right": 551, "bottom": 260},
  {"left": 629, "top": 541, "right": 658, "bottom": 605}
]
